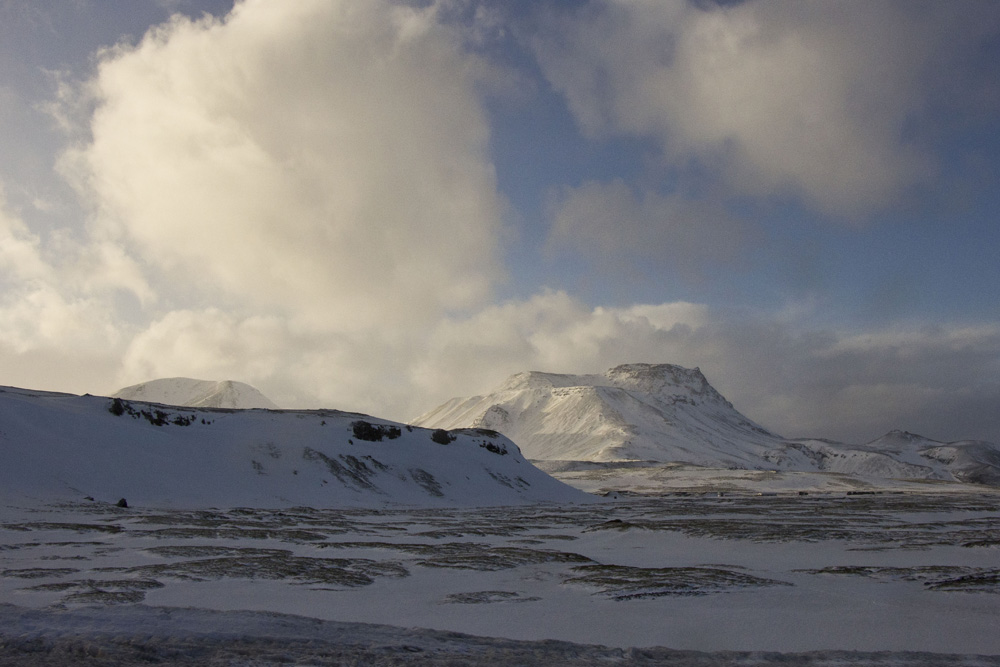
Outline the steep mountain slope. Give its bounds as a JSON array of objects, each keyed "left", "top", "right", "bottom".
[
  {"left": 415, "top": 364, "right": 1000, "bottom": 487},
  {"left": 415, "top": 363, "right": 783, "bottom": 466},
  {"left": 0, "top": 386, "right": 590, "bottom": 508},
  {"left": 114, "top": 378, "right": 279, "bottom": 410}
]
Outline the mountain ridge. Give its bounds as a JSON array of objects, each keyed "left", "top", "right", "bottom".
[{"left": 0, "top": 385, "right": 590, "bottom": 508}]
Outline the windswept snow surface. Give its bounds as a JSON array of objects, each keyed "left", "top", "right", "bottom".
[
  {"left": 0, "top": 385, "right": 590, "bottom": 508},
  {"left": 2, "top": 493, "right": 1000, "bottom": 663},
  {"left": 113, "top": 377, "right": 279, "bottom": 410},
  {"left": 415, "top": 364, "right": 1000, "bottom": 488}
]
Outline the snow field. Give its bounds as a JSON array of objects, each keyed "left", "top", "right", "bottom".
[{"left": 2, "top": 492, "right": 999, "bottom": 661}]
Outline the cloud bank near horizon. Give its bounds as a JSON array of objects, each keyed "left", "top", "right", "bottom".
[{"left": 1, "top": 0, "right": 998, "bottom": 445}]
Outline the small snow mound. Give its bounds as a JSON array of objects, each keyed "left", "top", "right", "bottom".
[{"left": 114, "top": 377, "right": 279, "bottom": 410}]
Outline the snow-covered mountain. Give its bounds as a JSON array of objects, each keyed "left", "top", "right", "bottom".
[
  {"left": 0, "top": 386, "right": 590, "bottom": 508},
  {"left": 415, "top": 363, "right": 782, "bottom": 466},
  {"left": 414, "top": 363, "right": 1000, "bottom": 487},
  {"left": 114, "top": 377, "right": 279, "bottom": 410}
]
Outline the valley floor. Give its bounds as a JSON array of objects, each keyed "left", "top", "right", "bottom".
[
  {"left": 536, "top": 461, "right": 1000, "bottom": 496},
  {"left": 2, "top": 491, "right": 999, "bottom": 665}
]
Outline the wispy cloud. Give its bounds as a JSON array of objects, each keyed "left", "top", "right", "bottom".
[
  {"left": 530, "top": 0, "right": 995, "bottom": 216},
  {"left": 546, "top": 178, "right": 752, "bottom": 281}
]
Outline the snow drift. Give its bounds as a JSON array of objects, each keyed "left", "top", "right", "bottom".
[{"left": 0, "top": 386, "right": 590, "bottom": 508}]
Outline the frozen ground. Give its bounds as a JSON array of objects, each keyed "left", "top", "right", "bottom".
[
  {"left": 535, "top": 460, "right": 1000, "bottom": 496},
  {"left": 2, "top": 492, "right": 999, "bottom": 665}
]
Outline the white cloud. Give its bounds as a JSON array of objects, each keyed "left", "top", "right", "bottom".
[
  {"left": 0, "top": 190, "right": 130, "bottom": 390},
  {"left": 65, "top": 0, "right": 505, "bottom": 331},
  {"left": 530, "top": 0, "right": 989, "bottom": 215},
  {"left": 120, "top": 309, "right": 286, "bottom": 384},
  {"left": 0, "top": 188, "right": 134, "bottom": 355},
  {"left": 0, "top": 199, "right": 51, "bottom": 283}
]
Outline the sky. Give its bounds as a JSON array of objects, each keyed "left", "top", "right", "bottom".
[{"left": 1, "top": 0, "right": 999, "bottom": 445}]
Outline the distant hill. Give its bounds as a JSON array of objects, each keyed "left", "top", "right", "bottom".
[
  {"left": 415, "top": 363, "right": 1000, "bottom": 487},
  {"left": 0, "top": 385, "right": 590, "bottom": 508},
  {"left": 114, "top": 378, "right": 279, "bottom": 410}
]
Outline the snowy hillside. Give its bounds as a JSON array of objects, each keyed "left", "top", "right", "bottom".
[
  {"left": 415, "top": 363, "right": 1000, "bottom": 488},
  {"left": 0, "top": 386, "right": 590, "bottom": 508},
  {"left": 114, "top": 377, "right": 279, "bottom": 409}
]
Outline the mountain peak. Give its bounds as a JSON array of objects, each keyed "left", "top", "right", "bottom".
[
  {"left": 869, "top": 429, "right": 937, "bottom": 446},
  {"left": 113, "top": 377, "right": 279, "bottom": 410},
  {"left": 604, "top": 363, "right": 723, "bottom": 402}
]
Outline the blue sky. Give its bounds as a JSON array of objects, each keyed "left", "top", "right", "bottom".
[{"left": 1, "top": 0, "right": 999, "bottom": 444}]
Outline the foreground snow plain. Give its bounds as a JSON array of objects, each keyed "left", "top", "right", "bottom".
[
  {"left": 2, "top": 492, "right": 1000, "bottom": 665},
  {"left": 2, "top": 383, "right": 999, "bottom": 664}
]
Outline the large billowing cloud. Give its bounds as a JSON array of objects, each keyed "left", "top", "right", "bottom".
[
  {"left": 65, "top": 0, "right": 505, "bottom": 332},
  {"left": 530, "top": 0, "right": 994, "bottom": 215}
]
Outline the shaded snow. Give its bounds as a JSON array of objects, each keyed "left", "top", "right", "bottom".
[
  {"left": 2, "top": 493, "right": 1000, "bottom": 662},
  {"left": 4, "top": 603, "right": 1000, "bottom": 666},
  {"left": 0, "top": 385, "right": 590, "bottom": 508}
]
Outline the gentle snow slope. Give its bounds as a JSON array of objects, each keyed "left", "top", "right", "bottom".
[
  {"left": 114, "top": 377, "right": 279, "bottom": 409},
  {"left": 0, "top": 386, "right": 590, "bottom": 508},
  {"left": 415, "top": 363, "right": 1000, "bottom": 486}
]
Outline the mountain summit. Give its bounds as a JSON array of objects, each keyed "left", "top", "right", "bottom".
[
  {"left": 414, "top": 363, "right": 782, "bottom": 465},
  {"left": 114, "top": 378, "right": 279, "bottom": 410}
]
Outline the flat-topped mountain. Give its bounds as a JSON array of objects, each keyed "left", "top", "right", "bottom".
[
  {"left": 414, "top": 363, "right": 782, "bottom": 465},
  {"left": 415, "top": 364, "right": 1000, "bottom": 487}
]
